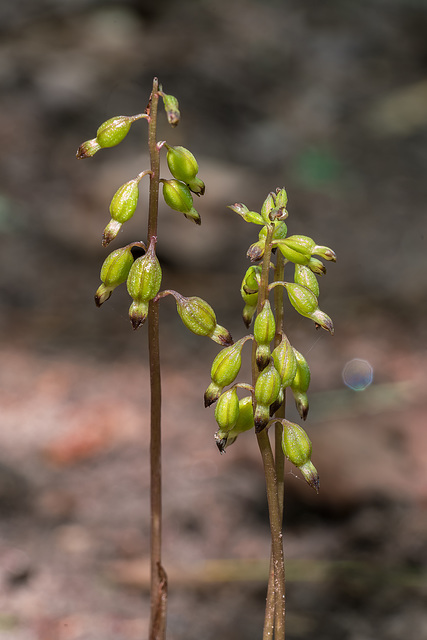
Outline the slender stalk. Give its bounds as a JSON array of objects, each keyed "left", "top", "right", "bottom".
[
  {"left": 147, "top": 77, "right": 167, "bottom": 640},
  {"left": 253, "top": 226, "right": 285, "bottom": 640}
]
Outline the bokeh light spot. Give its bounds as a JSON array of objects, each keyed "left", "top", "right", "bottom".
[{"left": 342, "top": 358, "right": 373, "bottom": 391}]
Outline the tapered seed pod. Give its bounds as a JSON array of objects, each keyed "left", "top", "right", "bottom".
[
  {"left": 95, "top": 244, "right": 138, "bottom": 307},
  {"left": 281, "top": 420, "right": 319, "bottom": 493},
  {"left": 214, "top": 388, "right": 240, "bottom": 432},
  {"left": 254, "top": 300, "right": 276, "bottom": 370},
  {"left": 215, "top": 395, "right": 255, "bottom": 453},
  {"left": 294, "top": 264, "right": 320, "bottom": 298},
  {"left": 166, "top": 145, "right": 205, "bottom": 195},
  {"left": 166, "top": 292, "right": 232, "bottom": 346},
  {"left": 271, "top": 335, "right": 297, "bottom": 389},
  {"left": 254, "top": 359, "right": 281, "bottom": 432},
  {"left": 127, "top": 238, "right": 162, "bottom": 330},
  {"left": 204, "top": 336, "right": 251, "bottom": 407},
  {"left": 161, "top": 92, "right": 180, "bottom": 126},
  {"left": 290, "top": 348, "right": 311, "bottom": 420},
  {"left": 161, "top": 179, "right": 201, "bottom": 224}
]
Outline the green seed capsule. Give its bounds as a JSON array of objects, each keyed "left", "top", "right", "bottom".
[
  {"left": 96, "top": 116, "right": 132, "bottom": 148},
  {"left": 166, "top": 145, "right": 198, "bottom": 182},
  {"left": 204, "top": 336, "right": 250, "bottom": 407},
  {"left": 215, "top": 396, "right": 254, "bottom": 453},
  {"left": 272, "top": 335, "right": 297, "bottom": 389},
  {"left": 291, "top": 349, "right": 311, "bottom": 420},
  {"left": 95, "top": 245, "right": 136, "bottom": 307},
  {"left": 214, "top": 388, "right": 240, "bottom": 432},
  {"left": 281, "top": 420, "right": 312, "bottom": 468},
  {"left": 254, "top": 360, "right": 281, "bottom": 432},
  {"left": 254, "top": 300, "right": 276, "bottom": 370},
  {"left": 277, "top": 239, "right": 311, "bottom": 265},
  {"left": 171, "top": 292, "right": 233, "bottom": 346},
  {"left": 110, "top": 177, "right": 140, "bottom": 224},
  {"left": 284, "top": 282, "right": 318, "bottom": 317},
  {"left": 127, "top": 239, "right": 162, "bottom": 329},
  {"left": 294, "top": 264, "right": 320, "bottom": 298},
  {"left": 162, "top": 179, "right": 200, "bottom": 224}
]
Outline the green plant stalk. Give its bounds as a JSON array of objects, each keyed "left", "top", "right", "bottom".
[
  {"left": 253, "top": 226, "right": 285, "bottom": 640},
  {"left": 147, "top": 77, "right": 167, "bottom": 640}
]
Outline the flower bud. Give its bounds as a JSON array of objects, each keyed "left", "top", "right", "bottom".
[
  {"left": 290, "top": 348, "right": 310, "bottom": 420},
  {"left": 281, "top": 420, "right": 319, "bottom": 493},
  {"left": 96, "top": 116, "right": 133, "bottom": 148},
  {"left": 127, "top": 238, "right": 162, "bottom": 329},
  {"left": 271, "top": 335, "right": 297, "bottom": 389},
  {"left": 215, "top": 396, "right": 254, "bottom": 452},
  {"left": 228, "top": 203, "right": 264, "bottom": 225},
  {"left": 242, "top": 265, "right": 261, "bottom": 295},
  {"left": 161, "top": 179, "right": 201, "bottom": 224},
  {"left": 254, "top": 359, "right": 281, "bottom": 432},
  {"left": 204, "top": 336, "right": 251, "bottom": 407},
  {"left": 260, "top": 192, "right": 276, "bottom": 224},
  {"left": 214, "top": 388, "right": 240, "bottom": 432},
  {"left": 161, "top": 92, "right": 180, "bottom": 127},
  {"left": 95, "top": 244, "right": 136, "bottom": 307},
  {"left": 254, "top": 300, "right": 276, "bottom": 370},
  {"left": 275, "top": 187, "right": 288, "bottom": 209},
  {"left": 169, "top": 292, "right": 233, "bottom": 346},
  {"left": 294, "top": 264, "right": 319, "bottom": 297}
]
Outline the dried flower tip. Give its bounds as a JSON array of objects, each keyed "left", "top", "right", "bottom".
[
  {"left": 299, "top": 461, "right": 319, "bottom": 493},
  {"left": 291, "top": 348, "right": 311, "bottom": 419},
  {"left": 129, "top": 300, "right": 149, "bottom": 330},
  {"left": 102, "top": 219, "right": 122, "bottom": 247},
  {"left": 204, "top": 382, "right": 222, "bottom": 408},
  {"left": 95, "top": 283, "right": 113, "bottom": 307},
  {"left": 76, "top": 138, "right": 101, "bottom": 159},
  {"left": 293, "top": 390, "right": 309, "bottom": 420},
  {"left": 313, "top": 245, "right": 336, "bottom": 262},
  {"left": 242, "top": 265, "right": 261, "bottom": 295},
  {"left": 242, "top": 303, "right": 257, "bottom": 328},
  {"left": 215, "top": 395, "right": 255, "bottom": 451},
  {"left": 307, "top": 258, "right": 326, "bottom": 275},
  {"left": 187, "top": 177, "right": 206, "bottom": 196},
  {"left": 311, "top": 310, "right": 334, "bottom": 335},
  {"left": 160, "top": 91, "right": 180, "bottom": 126},
  {"left": 247, "top": 239, "right": 265, "bottom": 262}
]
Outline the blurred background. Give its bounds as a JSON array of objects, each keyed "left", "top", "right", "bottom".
[{"left": 1, "top": 0, "right": 427, "bottom": 638}]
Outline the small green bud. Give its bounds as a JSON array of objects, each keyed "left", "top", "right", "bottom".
[
  {"left": 291, "top": 349, "right": 310, "bottom": 420},
  {"left": 215, "top": 396, "right": 254, "bottom": 453},
  {"left": 127, "top": 238, "right": 162, "bottom": 329},
  {"left": 168, "top": 292, "right": 233, "bottom": 345},
  {"left": 254, "top": 300, "right": 276, "bottom": 370},
  {"left": 254, "top": 359, "right": 281, "bottom": 432},
  {"left": 161, "top": 179, "right": 201, "bottom": 224},
  {"left": 96, "top": 116, "right": 132, "bottom": 148},
  {"left": 271, "top": 335, "right": 297, "bottom": 389},
  {"left": 261, "top": 192, "right": 276, "bottom": 221},
  {"left": 160, "top": 92, "right": 180, "bottom": 127},
  {"left": 228, "top": 203, "right": 264, "bottom": 225},
  {"left": 242, "top": 265, "right": 261, "bottom": 295},
  {"left": 294, "top": 264, "right": 320, "bottom": 298},
  {"left": 76, "top": 138, "right": 101, "bottom": 159},
  {"left": 95, "top": 244, "right": 137, "bottom": 307},
  {"left": 214, "top": 388, "right": 240, "bottom": 432},
  {"left": 281, "top": 420, "right": 319, "bottom": 493},
  {"left": 204, "top": 336, "right": 251, "bottom": 407},
  {"left": 275, "top": 187, "right": 288, "bottom": 209}
]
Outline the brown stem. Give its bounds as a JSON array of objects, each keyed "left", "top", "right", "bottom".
[
  {"left": 147, "top": 77, "right": 167, "bottom": 640},
  {"left": 252, "top": 226, "right": 285, "bottom": 639}
]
